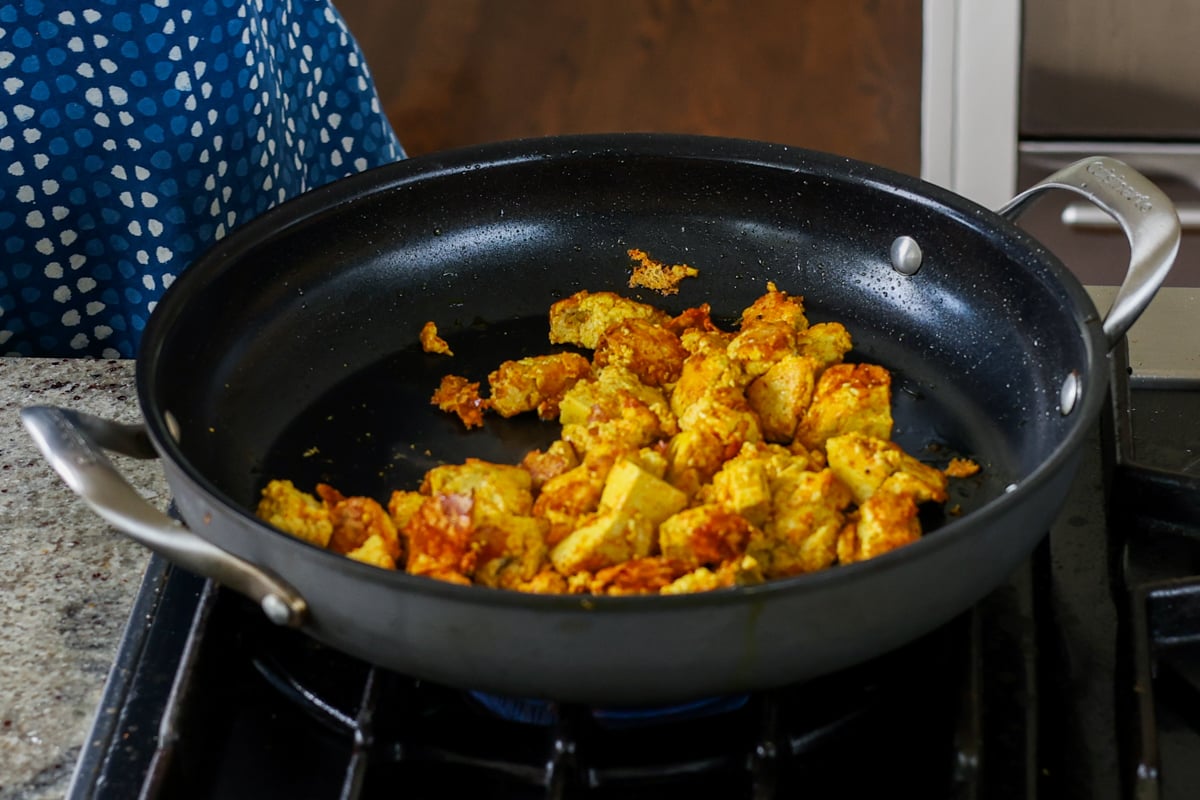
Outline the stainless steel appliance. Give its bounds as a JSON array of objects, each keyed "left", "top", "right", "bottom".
[{"left": 1018, "top": 0, "right": 1200, "bottom": 384}]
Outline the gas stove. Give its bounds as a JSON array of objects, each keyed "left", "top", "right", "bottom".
[{"left": 68, "top": 345, "right": 1200, "bottom": 800}]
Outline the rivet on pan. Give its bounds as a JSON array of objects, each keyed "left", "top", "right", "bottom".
[
  {"left": 1059, "top": 371, "right": 1082, "bottom": 416},
  {"left": 164, "top": 410, "right": 182, "bottom": 443},
  {"left": 260, "top": 594, "right": 294, "bottom": 626},
  {"left": 890, "top": 236, "right": 923, "bottom": 276}
]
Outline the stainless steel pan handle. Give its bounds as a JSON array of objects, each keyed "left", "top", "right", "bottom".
[
  {"left": 998, "top": 156, "right": 1180, "bottom": 348},
  {"left": 20, "top": 405, "right": 308, "bottom": 627}
]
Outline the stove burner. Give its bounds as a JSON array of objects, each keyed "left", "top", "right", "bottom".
[{"left": 467, "top": 691, "right": 751, "bottom": 728}]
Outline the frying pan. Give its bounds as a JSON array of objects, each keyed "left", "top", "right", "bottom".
[{"left": 22, "top": 135, "right": 1179, "bottom": 705}]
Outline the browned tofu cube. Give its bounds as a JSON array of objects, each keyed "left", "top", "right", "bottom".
[
  {"left": 659, "top": 504, "right": 754, "bottom": 568},
  {"left": 548, "top": 290, "right": 670, "bottom": 349},
  {"left": 487, "top": 352, "right": 592, "bottom": 419},
  {"left": 593, "top": 317, "right": 688, "bottom": 387},
  {"left": 794, "top": 363, "right": 893, "bottom": 451},
  {"left": 825, "top": 432, "right": 948, "bottom": 505},
  {"left": 746, "top": 354, "right": 817, "bottom": 443}
]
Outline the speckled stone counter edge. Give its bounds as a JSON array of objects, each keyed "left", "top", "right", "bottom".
[{"left": 0, "top": 358, "right": 165, "bottom": 800}]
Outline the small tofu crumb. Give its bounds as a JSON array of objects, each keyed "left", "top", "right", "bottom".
[
  {"left": 420, "top": 321, "right": 454, "bottom": 356},
  {"left": 944, "top": 457, "right": 981, "bottom": 479},
  {"left": 627, "top": 248, "right": 698, "bottom": 295}
]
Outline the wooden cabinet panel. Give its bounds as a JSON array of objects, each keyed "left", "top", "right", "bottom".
[{"left": 337, "top": 0, "right": 922, "bottom": 174}]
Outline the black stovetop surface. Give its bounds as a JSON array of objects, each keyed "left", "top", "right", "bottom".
[{"left": 70, "top": 350, "right": 1200, "bottom": 800}]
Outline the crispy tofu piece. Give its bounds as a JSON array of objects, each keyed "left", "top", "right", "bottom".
[
  {"left": 627, "top": 248, "right": 699, "bottom": 295},
  {"left": 600, "top": 457, "right": 689, "bottom": 527},
  {"left": 795, "top": 322, "right": 852, "bottom": 371},
  {"left": 558, "top": 366, "right": 676, "bottom": 461},
  {"left": 346, "top": 534, "right": 397, "bottom": 570},
  {"left": 520, "top": 439, "right": 580, "bottom": 490},
  {"left": 659, "top": 504, "right": 754, "bottom": 568},
  {"left": 549, "top": 457, "right": 685, "bottom": 575},
  {"left": 548, "top": 290, "right": 671, "bottom": 349},
  {"left": 675, "top": 391, "right": 762, "bottom": 459},
  {"left": 413, "top": 460, "right": 548, "bottom": 584},
  {"left": 559, "top": 365, "right": 675, "bottom": 429},
  {"left": 588, "top": 556, "right": 690, "bottom": 595},
  {"left": 664, "top": 428, "right": 729, "bottom": 497},
  {"left": 680, "top": 327, "right": 735, "bottom": 356},
  {"left": 703, "top": 441, "right": 796, "bottom": 526},
  {"left": 513, "top": 567, "right": 570, "bottom": 594},
  {"left": 746, "top": 354, "right": 817, "bottom": 443},
  {"left": 316, "top": 484, "right": 402, "bottom": 560},
  {"left": 750, "top": 467, "right": 853, "bottom": 577},
  {"left": 837, "top": 472, "right": 930, "bottom": 564},
  {"left": 740, "top": 283, "right": 808, "bottom": 332},
  {"left": 593, "top": 317, "right": 689, "bottom": 387},
  {"left": 404, "top": 493, "right": 476, "bottom": 584},
  {"left": 419, "top": 321, "right": 453, "bottom": 356},
  {"left": 666, "top": 303, "right": 722, "bottom": 338},
  {"left": 549, "top": 510, "right": 656, "bottom": 575},
  {"left": 388, "top": 489, "right": 425, "bottom": 529},
  {"left": 670, "top": 350, "right": 749, "bottom": 419},
  {"left": 795, "top": 363, "right": 893, "bottom": 451},
  {"left": 256, "top": 480, "right": 334, "bottom": 548},
  {"left": 472, "top": 514, "right": 552, "bottom": 589},
  {"left": 660, "top": 555, "right": 765, "bottom": 594},
  {"left": 487, "top": 352, "right": 592, "bottom": 419},
  {"left": 431, "top": 374, "right": 487, "bottom": 429},
  {"left": 421, "top": 459, "right": 534, "bottom": 517},
  {"left": 532, "top": 462, "right": 606, "bottom": 545},
  {"left": 726, "top": 321, "right": 798, "bottom": 379},
  {"left": 825, "top": 432, "right": 948, "bottom": 506}
]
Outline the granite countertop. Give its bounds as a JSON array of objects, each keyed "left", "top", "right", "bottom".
[{"left": 0, "top": 358, "right": 166, "bottom": 800}]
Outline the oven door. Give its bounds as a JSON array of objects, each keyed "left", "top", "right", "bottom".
[{"left": 1017, "top": 142, "right": 1200, "bottom": 386}]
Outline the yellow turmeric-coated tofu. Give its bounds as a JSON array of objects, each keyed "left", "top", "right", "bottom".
[
  {"left": 532, "top": 462, "right": 606, "bottom": 545},
  {"left": 825, "top": 432, "right": 949, "bottom": 506},
  {"left": 664, "top": 428, "right": 729, "bottom": 498},
  {"left": 599, "top": 457, "right": 689, "bottom": 528},
  {"left": 703, "top": 441, "right": 796, "bottom": 526},
  {"left": 795, "top": 322, "right": 853, "bottom": 371},
  {"left": 345, "top": 534, "right": 397, "bottom": 570},
  {"left": 726, "top": 321, "right": 798, "bottom": 379},
  {"left": 593, "top": 317, "right": 689, "bottom": 387},
  {"left": 487, "top": 352, "right": 592, "bottom": 419},
  {"left": 548, "top": 290, "right": 671, "bottom": 349},
  {"left": 316, "top": 484, "right": 402, "bottom": 560},
  {"left": 794, "top": 362, "right": 894, "bottom": 451},
  {"left": 740, "top": 284, "right": 809, "bottom": 331},
  {"left": 520, "top": 439, "right": 581, "bottom": 490},
  {"left": 387, "top": 489, "right": 425, "bottom": 530},
  {"left": 256, "top": 479, "right": 333, "bottom": 548},
  {"left": 675, "top": 390, "right": 763, "bottom": 460},
  {"left": 658, "top": 504, "right": 754, "bottom": 568},
  {"left": 421, "top": 458, "right": 534, "bottom": 517},
  {"left": 746, "top": 354, "right": 817, "bottom": 443},
  {"left": 837, "top": 471, "right": 930, "bottom": 564},
  {"left": 660, "top": 555, "right": 765, "bottom": 594},
  {"left": 751, "top": 467, "right": 853, "bottom": 577},
  {"left": 670, "top": 350, "right": 749, "bottom": 420},
  {"left": 404, "top": 493, "right": 476, "bottom": 584},
  {"left": 559, "top": 365, "right": 675, "bottom": 433},
  {"left": 587, "top": 556, "right": 690, "bottom": 595},
  {"left": 472, "top": 514, "right": 552, "bottom": 589},
  {"left": 549, "top": 510, "right": 657, "bottom": 575}
]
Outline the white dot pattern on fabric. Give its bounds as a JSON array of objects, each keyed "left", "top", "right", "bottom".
[{"left": 0, "top": 0, "right": 403, "bottom": 356}]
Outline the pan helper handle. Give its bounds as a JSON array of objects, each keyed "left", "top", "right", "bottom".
[
  {"left": 20, "top": 406, "right": 308, "bottom": 627},
  {"left": 997, "top": 156, "right": 1180, "bottom": 349}
]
